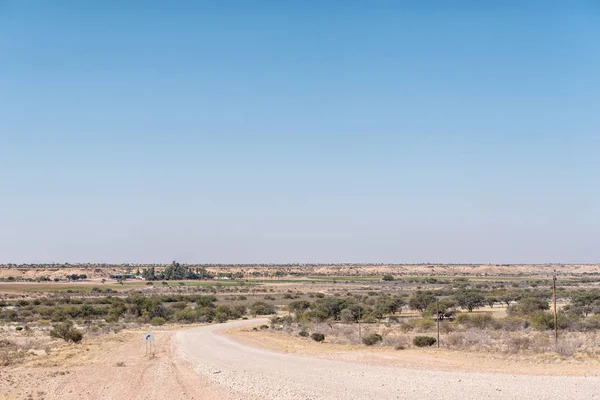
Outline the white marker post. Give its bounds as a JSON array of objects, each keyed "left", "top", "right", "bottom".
[{"left": 143, "top": 331, "right": 156, "bottom": 356}]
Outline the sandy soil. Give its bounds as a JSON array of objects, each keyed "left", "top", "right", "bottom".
[{"left": 0, "top": 329, "right": 232, "bottom": 400}]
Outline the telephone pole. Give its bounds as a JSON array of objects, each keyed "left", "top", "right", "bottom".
[
  {"left": 553, "top": 270, "right": 558, "bottom": 345},
  {"left": 436, "top": 298, "right": 440, "bottom": 348},
  {"left": 358, "top": 307, "right": 362, "bottom": 341}
]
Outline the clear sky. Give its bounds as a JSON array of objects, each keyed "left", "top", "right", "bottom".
[{"left": 1, "top": 1, "right": 599, "bottom": 264}]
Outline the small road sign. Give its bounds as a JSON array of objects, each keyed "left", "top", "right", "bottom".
[{"left": 143, "top": 331, "right": 156, "bottom": 342}]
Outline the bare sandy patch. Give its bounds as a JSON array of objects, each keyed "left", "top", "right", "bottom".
[{"left": 0, "top": 325, "right": 232, "bottom": 400}]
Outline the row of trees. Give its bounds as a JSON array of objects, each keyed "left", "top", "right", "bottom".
[
  {"left": 284, "top": 288, "right": 600, "bottom": 326},
  {"left": 141, "top": 262, "right": 211, "bottom": 281}
]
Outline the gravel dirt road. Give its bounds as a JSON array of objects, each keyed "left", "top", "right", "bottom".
[{"left": 177, "top": 319, "right": 600, "bottom": 400}]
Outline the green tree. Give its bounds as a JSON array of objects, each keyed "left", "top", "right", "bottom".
[
  {"left": 408, "top": 291, "right": 437, "bottom": 313},
  {"left": 454, "top": 290, "right": 485, "bottom": 312}
]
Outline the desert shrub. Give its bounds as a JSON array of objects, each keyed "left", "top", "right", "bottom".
[
  {"left": 288, "top": 300, "right": 311, "bottom": 316},
  {"left": 196, "top": 307, "right": 215, "bottom": 322},
  {"left": 395, "top": 345, "right": 406, "bottom": 350},
  {"left": 445, "top": 332, "right": 465, "bottom": 348},
  {"left": 232, "top": 304, "right": 247, "bottom": 316},
  {"left": 298, "top": 330, "right": 309, "bottom": 337},
  {"left": 264, "top": 295, "right": 276, "bottom": 301},
  {"left": 196, "top": 295, "right": 217, "bottom": 308},
  {"left": 214, "top": 313, "right": 228, "bottom": 323},
  {"left": 311, "top": 332, "right": 325, "bottom": 342},
  {"left": 415, "top": 318, "right": 435, "bottom": 331},
  {"left": 170, "top": 302, "right": 188, "bottom": 310},
  {"left": 439, "top": 321, "right": 454, "bottom": 334},
  {"left": 529, "top": 311, "right": 573, "bottom": 331},
  {"left": 556, "top": 339, "right": 584, "bottom": 357},
  {"left": 382, "top": 275, "right": 394, "bottom": 281},
  {"left": 174, "top": 308, "right": 197, "bottom": 323},
  {"left": 51, "top": 309, "right": 68, "bottom": 322},
  {"left": 259, "top": 324, "right": 269, "bottom": 330},
  {"left": 250, "top": 301, "right": 276, "bottom": 316},
  {"left": 455, "top": 313, "right": 494, "bottom": 329},
  {"left": 215, "top": 304, "right": 241, "bottom": 320},
  {"left": 50, "top": 321, "right": 84, "bottom": 343},
  {"left": 150, "top": 317, "right": 166, "bottom": 326},
  {"left": 508, "top": 297, "right": 549, "bottom": 317},
  {"left": 398, "top": 320, "right": 414, "bottom": 333},
  {"left": 577, "top": 315, "right": 600, "bottom": 331},
  {"left": 508, "top": 336, "right": 531, "bottom": 353},
  {"left": 270, "top": 315, "right": 293, "bottom": 326},
  {"left": 495, "top": 317, "right": 528, "bottom": 331},
  {"left": 362, "top": 333, "right": 383, "bottom": 346},
  {"left": 413, "top": 336, "right": 436, "bottom": 347}
]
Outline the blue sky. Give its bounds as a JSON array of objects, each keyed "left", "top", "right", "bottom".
[{"left": 1, "top": 1, "right": 599, "bottom": 264}]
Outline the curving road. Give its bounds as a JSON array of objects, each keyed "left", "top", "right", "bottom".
[{"left": 175, "top": 319, "right": 600, "bottom": 400}]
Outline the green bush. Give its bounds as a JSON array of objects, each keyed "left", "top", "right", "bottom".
[
  {"left": 508, "top": 297, "right": 549, "bottom": 317},
  {"left": 150, "top": 317, "right": 166, "bottom": 326},
  {"left": 311, "top": 332, "right": 325, "bottom": 342},
  {"left": 415, "top": 318, "right": 435, "bottom": 331},
  {"left": 250, "top": 301, "right": 276, "bottom": 316},
  {"left": 413, "top": 336, "right": 436, "bottom": 347},
  {"left": 362, "top": 333, "right": 383, "bottom": 346},
  {"left": 196, "top": 295, "right": 217, "bottom": 308},
  {"left": 50, "top": 321, "right": 84, "bottom": 343},
  {"left": 196, "top": 307, "right": 215, "bottom": 323},
  {"left": 529, "top": 311, "right": 572, "bottom": 331},
  {"left": 455, "top": 313, "right": 494, "bottom": 329},
  {"left": 174, "top": 308, "right": 197, "bottom": 323}
]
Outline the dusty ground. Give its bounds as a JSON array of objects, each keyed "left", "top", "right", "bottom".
[
  {"left": 2, "top": 320, "right": 599, "bottom": 400},
  {"left": 0, "top": 327, "right": 232, "bottom": 400}
]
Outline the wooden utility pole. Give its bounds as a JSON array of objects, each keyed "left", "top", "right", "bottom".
[
  {"left": 436, "top": 298, "right": 440, "bottom": 348},
  {"left": 358, "top": 307, "right": 362, "bottom": 341},
  {"left": 553, "top": 270, "right": 558, "bottom": 345}
]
